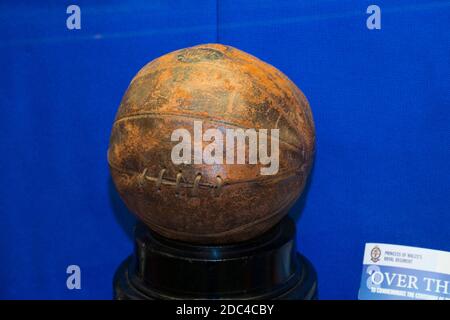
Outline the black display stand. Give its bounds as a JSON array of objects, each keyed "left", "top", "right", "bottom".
[{"left": 114, "top": 216, "right": 317, "bottom": 300}]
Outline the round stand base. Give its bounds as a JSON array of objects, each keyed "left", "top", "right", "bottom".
[{"left": 113, "top": 217, "right": 317, "bottom": 300}]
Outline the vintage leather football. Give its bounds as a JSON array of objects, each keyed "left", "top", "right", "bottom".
[{"left": 108, "top": 44, "right": 315, "bottom": 244}]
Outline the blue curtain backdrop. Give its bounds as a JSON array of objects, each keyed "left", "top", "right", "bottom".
[{"left": 0, "top": 0, "right": 448, "bottom": 299}]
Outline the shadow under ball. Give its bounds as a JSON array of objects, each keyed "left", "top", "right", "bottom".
[{"left": 108, "top": 44, "right": 315, "bottom": 244}]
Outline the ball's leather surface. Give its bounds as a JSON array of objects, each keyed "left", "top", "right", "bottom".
[{"left": 108, "top": 44, "right": 315, "bottom": 244}]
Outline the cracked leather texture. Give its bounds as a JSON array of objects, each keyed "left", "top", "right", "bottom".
[{"left": 108, "top": 44, "right": 315, "bottom": 244}]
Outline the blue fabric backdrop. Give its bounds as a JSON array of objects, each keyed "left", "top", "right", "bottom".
[{"left": 0, "top": 0, "right": 448, "bottom": 299}]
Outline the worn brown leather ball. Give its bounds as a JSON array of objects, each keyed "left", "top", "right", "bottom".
[{"left": 108, "top": 44, "right": 315, "bottom": 244}]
